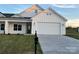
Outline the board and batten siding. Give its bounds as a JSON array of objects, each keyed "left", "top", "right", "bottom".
[
  {"left": 8, "top": 22, "right": 26, "bottom": 34},
  {"left": 32, "top": 9, "right": 66, "bottom": 35}
]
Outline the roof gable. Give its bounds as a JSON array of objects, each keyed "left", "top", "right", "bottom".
[
  {"left": 19, "top": 4, "right": 44, "bottom": 17},
  {"left": 32, "top": 7, "right": 67, "bottom": 21},
  {"left": 25, "top": 4, "right": 44, "bottom": 12},
  {"left": 48, "top": 7, "right": 67, "bottom": 21}
]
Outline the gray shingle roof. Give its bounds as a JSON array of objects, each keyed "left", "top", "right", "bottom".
[
  {"left": 2, "top": 13, "right": 15, "bottom": 17},
  {"left": 0, "top": 12, "right": 31, "bottom": 19}
]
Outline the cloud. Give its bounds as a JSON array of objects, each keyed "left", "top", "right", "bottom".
[
  {"left": 53, "top": 4, "right": 77, "bottom": 8},
  {"left": 66, "top": 19, "right": 79, "bottom": 28}
]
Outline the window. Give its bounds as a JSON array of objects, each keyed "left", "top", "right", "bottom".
[
  {"left": 14, "top": 24, "right": 22, "bottom": 31},
  {"left": 18, "top": 25, "right": 22, "bottom": 31},
  {"left": 35, "top": 10, "right": 37, "bottom": 13},
  {"left": 14, "top": 24, "right": 17, "bottom": 31},
  {"left": 46, "top": 13, "right": 51, "bottom": 15},
  {"left": 1, "top": 24, "right": 4, "bottom": 30},
  {"left": 0, "top": 24, "right": 5, "bottom": 31},
  {"left": 32, "top": 10, "right": 38, "bottom": 13}
]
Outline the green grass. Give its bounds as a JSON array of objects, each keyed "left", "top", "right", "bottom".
[
  {"left": 0, "top": 35, "right": 42, "bottom": 54},
  {"left": 66, "top": 27, "right": 79, "bottom": 40},
  {"left": 66, "top": 32, "right": 79, "bottom": 39}
]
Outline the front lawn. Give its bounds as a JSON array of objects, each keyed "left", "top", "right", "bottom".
[{"left": 0, "top": 35, "right": 42, "bottom": 54}]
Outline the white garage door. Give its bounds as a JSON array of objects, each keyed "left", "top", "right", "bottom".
[{"left": 37, "top": 22, "right": 61, "bottom": 35}]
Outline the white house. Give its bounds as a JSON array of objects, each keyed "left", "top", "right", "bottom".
[{"left": 0, "top": 5, "right": 67, "bottom": 35}]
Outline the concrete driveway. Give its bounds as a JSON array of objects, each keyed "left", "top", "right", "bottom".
[{"left": 38, "top": 35, "right": 79, "bottom": 54}]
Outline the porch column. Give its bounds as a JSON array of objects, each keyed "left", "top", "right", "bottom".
[{"left": 5, "top": 21, "right": 8, "bottom": 34}]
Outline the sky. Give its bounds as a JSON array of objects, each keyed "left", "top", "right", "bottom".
[
  {"left": 0, "top": 4, "right": 79, "bottom": 27},
  {"left": 0, "top": 4, "right": 78, "bottom": 20}
]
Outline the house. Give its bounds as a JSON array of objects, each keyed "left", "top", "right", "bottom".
[{"left": 0, "top": 4, "right": 67, "bottom": 35}]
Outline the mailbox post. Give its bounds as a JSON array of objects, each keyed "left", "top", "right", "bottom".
[{"left": 34, "top": 31, "right": 38, "bottom": 54}]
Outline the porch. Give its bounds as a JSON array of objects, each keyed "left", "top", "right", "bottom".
[{"left": 0, "top": 21, "right": 32, "bottom": 34}]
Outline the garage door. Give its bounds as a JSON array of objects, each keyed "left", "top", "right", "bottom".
[{"left": 37, "top": 22, "right": 61, "bottom": 35}]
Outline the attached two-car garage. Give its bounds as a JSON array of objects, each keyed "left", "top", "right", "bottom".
[
  {"left": 31, "top": 8, "right": 67, "bottom": 35},
  {"left": 37, "top": 22, "right": 61, "bottom": 35}
]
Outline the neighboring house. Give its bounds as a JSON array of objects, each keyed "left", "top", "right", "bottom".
[{"left": 0, "top": 4, "right": 67, "bottom": 35}]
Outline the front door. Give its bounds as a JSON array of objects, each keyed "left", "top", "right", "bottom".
[{"left": 26, "top": 22, "right": 31, "bottom": 34}]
